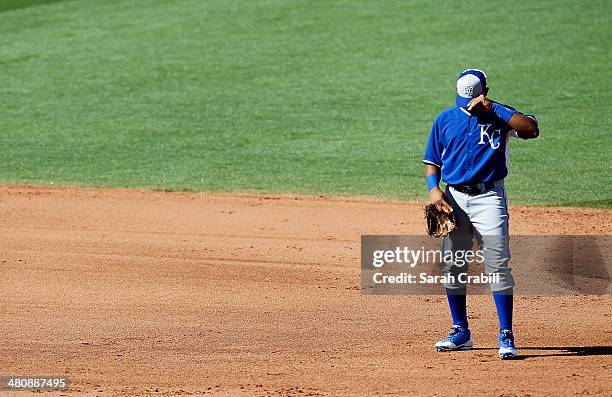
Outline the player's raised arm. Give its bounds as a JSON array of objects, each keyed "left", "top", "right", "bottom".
[
  {"left": 467, "top": 94, "right": 539, "bottom": 139},
  {"left": 507, "top": 113, "right": 539, "bottom": 139}
]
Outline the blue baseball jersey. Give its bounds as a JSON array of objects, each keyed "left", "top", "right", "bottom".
[{"left": 423, "top": 105, "right": 536, "bottom": 185}]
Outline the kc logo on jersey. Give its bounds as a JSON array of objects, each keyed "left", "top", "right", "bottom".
[{"left": 478, "top": 124, "right": 502, "bottom": 149}]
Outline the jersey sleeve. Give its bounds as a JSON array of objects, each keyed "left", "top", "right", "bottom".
[{"left": 423, "top": 118, "right": 443, "bottom": 167}]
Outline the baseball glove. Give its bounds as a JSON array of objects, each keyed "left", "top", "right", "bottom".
[{"left": 424, "top": 204, "right": 458, "bottom": 238}]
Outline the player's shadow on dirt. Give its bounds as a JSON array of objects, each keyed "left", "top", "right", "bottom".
[{"left": 473, "top": 346, "right": 612, "bottom": 359}]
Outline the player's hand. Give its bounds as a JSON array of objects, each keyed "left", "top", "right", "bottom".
[
  {"left": 429, "top": 187, "right": 453, "bottom": 213},
  {"left": 467, "top": 94, "right": 493, "bottom": 113}
]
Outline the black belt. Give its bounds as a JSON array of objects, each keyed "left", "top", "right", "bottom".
[{"left": 448, "top": 182, "right": 496, "bottom": 195}]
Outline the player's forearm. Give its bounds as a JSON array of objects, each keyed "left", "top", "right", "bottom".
[
  {"left": 425, "top": 165, "right": 442, "bottom": 192},
  {"left": 425, "top": 165, "right": 452, "bottom": 212},
  {"left": 507, "top": 113, "right": 539, "bottom": 139},
  {"left": 425, "top": 165, "right": 441, "bottom": 184}
]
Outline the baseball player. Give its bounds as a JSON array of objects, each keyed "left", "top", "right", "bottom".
[{"left": 423, "top": 69, "right": 539, "bottom": 359}]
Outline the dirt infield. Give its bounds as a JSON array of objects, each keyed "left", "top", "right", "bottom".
[{"left": 0, "top": 185, "right": 610, "bottom": 396}]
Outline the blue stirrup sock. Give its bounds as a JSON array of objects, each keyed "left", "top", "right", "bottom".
[
  {"left": 493, "top": 290, "right": 513, "bottom": 332},
  {"left": 446, "top": 289, "right": 468, "bottom": 328}
]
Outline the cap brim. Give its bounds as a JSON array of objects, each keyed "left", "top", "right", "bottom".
[{"left": 456, "top": 95, "right": 472, "bottom": 108}]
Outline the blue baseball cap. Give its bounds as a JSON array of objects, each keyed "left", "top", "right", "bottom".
[{"left": 456, "top": 69, "right": 488, "bottom": 108}]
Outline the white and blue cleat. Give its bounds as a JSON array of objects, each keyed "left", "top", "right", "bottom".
[
  {"left": 498, "top": 329, "right": 518, "bottom": 359},
  {"left": 434, "top": 325, "right": 473, "bottom": 351}
]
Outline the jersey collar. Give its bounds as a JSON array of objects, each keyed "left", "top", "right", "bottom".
[
  {"left": 456, "top": 94, "right": 472, "bottom": 108},
  {"left": 458, "top": 107, "right": 471, "bottom": 116}
]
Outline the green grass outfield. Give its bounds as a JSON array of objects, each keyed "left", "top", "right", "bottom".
[{"left": 1, "top": 0, "right": 610, "bottom": 206}]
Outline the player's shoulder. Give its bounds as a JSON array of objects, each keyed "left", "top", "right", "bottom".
[
  {"left": 495, "top": 101, "right": 517, "bottom": 111},
  {"left": 495, "top": 101, "right": 539, "bottom": 123},
  {"left": 434, "top": 106, "right": 463, "bottom": 123}
]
